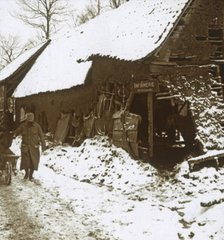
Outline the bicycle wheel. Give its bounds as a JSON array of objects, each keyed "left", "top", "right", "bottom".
[{"left": 4, "top": 161, "right": 12, "bottom": 185}]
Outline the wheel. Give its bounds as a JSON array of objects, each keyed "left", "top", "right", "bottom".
[{"left": 4, "top": 161, "right": 12, "bottom": 185}]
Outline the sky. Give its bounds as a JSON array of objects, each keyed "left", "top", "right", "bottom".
[{"left": 0, "top": 0, "right": 93, "bottom": 43}]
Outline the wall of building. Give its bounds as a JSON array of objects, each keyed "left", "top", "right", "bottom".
[
  {"left": 15, "top": 85, "right": 96, "bottom": 133},
  {"left": 91, "top": 58, "right": 151, "bottom": 86},
  {"left": 157, "top": 0, "right": 224, "bottom": 64}
]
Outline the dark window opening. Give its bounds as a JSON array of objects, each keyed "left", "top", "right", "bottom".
[
  {"left": 208, "top": 28, "right": 223, "bottom": 41},
  {"left": 210, "top": 45, "right": 224, "bottom": 60},
  {"left": 214, "top": 46, "right": 223, "bottom": 57}
]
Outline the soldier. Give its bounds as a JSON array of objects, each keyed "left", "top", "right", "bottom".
[{"left": 14, "top": 112, "right": 46, "bottom": 180}]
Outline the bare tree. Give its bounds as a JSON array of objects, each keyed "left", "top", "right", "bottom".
[
  {"left": 76, "top": 0, "right": 128, "bottom": 26},
  {"left": 76, "top": 0, "right": 102, "bottom": 25},
  {"left": 14, "top": 0, "right": 71, "bottom": 40},
  {"left": 0, "top": 35, "right": 30, "bottom": 70},
  {"left": 109, "top": 0, "right": 128, "bottom": 9}
]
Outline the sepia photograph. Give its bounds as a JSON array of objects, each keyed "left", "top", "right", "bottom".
[{"left": 0, "top": 0, "right": 224, "bottom": 239}]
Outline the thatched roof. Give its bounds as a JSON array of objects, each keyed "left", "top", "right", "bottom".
[
  {"left": 0, "top": 42, "right": 47, "bottom": 83},
  {"left": 75, "top": 0, "right": 192, "bottom": 61},
  {"left": 9, "top": 0, "right": 192, "bottom": 97},
  {"left": 13, "top": 36, "right": 91, "bottom": 98}
]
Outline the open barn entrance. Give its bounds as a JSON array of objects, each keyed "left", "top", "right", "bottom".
[
  {"left": 152, "top": 91, "right": 197, "bottom": 169},
  {"left": 129, "top": 93, "right": 149, "bottom": 148},
  {"left": 129, "top": 89, "right": 197, "bottom": 170}
]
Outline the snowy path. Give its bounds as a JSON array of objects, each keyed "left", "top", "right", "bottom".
[
  {"left": 0, "top": 171, "right": 92, "bottom": 240},
  {"left": 2, "top": 135, "right": 224, "bottom": 240},
  {"left": 0, "top": 163, "right": 180, "bottom": 240}
]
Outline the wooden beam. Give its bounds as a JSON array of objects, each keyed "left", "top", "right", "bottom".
[{"left": 147, "top": 92, "right": 153, "bottom": 158}]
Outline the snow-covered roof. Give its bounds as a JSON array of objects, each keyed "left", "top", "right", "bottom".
[
  {"left": 75, "top": 0, "right": 191, "bottom": 61},
  {"left": 13, "top": 36, "right": 92, "bottom": 98},
  {"left": 12, "top": 0, "right": 191, "bottom": 97},
  {"left": 0, "top": 42, "right": 46, "bottom": 82}
]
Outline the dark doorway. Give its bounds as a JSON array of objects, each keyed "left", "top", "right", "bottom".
[
  {"left": 129, "top": 90, "right": 197, "bottom": 170},
  {"left": 129, "top": 93, "right": 149, "bottom": 148},
  {"left": 152, "top": 94, "right": 197, "bottom": 170}
]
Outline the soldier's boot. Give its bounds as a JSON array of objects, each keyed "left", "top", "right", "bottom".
[
  {"left": 24, "top": 169, "right": 29, "bottom": 179},
  {"left": 29, "top": 169, "right": 34, "bottom": 181}
]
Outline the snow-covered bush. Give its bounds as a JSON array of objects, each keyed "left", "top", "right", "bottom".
[{"left": 161, "top": 65, "right": 224, "bottom": 153}]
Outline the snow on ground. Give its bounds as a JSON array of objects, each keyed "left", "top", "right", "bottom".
[
  {"left": 44, "top": 136, "right": 157, "bottom": 193},
  {"left": 8, "top": 135, "right": 224, "bottom": 239}
]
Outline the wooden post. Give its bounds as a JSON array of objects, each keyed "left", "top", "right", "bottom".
[
  {"left": 0, "top": 85, "right": 6, "bottom": 114},
  {"left": 147, "top": 92, "right": 153, "bottom": 158}
]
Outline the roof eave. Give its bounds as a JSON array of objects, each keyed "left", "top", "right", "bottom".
[{"left": 0, "top": 39, "right": 51, "bottom": 85}]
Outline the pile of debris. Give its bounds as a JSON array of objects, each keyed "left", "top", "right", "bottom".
[{"left": 42, "top": 135, "right": 158, "bottom": 193}]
